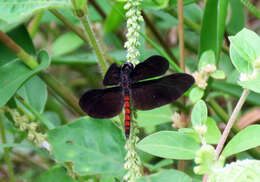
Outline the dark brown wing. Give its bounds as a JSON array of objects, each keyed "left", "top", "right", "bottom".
[
  {"left": 79, "top": 87, "right": 123, "bottom": 118},
  {"left": 103, "top": 63, "right": 121, "bottom": 86},
  {"left": 131, "top": 55, "right": 169, "bottom": 82},
  {"left": 131, "top": 73, "right": 194, "bottom": 110}
]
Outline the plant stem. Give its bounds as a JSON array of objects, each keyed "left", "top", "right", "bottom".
[
  {"left": 28, "top": 10, "right": 44, "bottom": 39},
  {"left": 178, "top": 0, "right": 185, "bottom": 72},
  {"left": 215, "top": 89, "right": 250, "bottom": 159},
  {"left": 0, "top": 112, "right": 15, "bottom": 182},
  {"left": 0, "top": 30, "right": 39, "bottom": 69},
  {"left": 16, "top": 95, "right": 55, "bottom": 129},
  {"left": 79, "top": 15, "right": 108, "bottom": 75},
  {"left": 50, "top": 9, "right": 89, "bottom": 43},
  {"left": 241, "top": 0, "right": 260, "bottom": 19}
]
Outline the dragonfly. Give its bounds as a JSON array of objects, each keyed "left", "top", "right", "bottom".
[{"left": 79, "top": 55, "right": 194, "bottom": 139}]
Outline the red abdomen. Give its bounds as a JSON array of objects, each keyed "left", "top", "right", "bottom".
[{"left": 124, "top": 94, "right": 131, "bottom": 139}]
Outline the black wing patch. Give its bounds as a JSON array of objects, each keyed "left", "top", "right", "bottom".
[
  {"left": 79, "top": 87, "right": 123, "bottom": 118},
  {"left": 131, "top": 73, "right": 194, "bottom": 110},
  {"left": 131, "top": 55, "right": 169, "bottom": 82},
  {"left": 103, "top": 63, "right": 121, "bottom": 86}
]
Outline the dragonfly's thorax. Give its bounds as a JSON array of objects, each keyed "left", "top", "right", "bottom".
[{"left": 120, "top": 62, "right": 134, "bottom": 91}]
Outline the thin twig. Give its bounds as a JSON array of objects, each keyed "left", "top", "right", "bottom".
[
  {"left": 214, "top": 89, "right": 250, "bottom": 159},
  {"left": 178, "top": 0, "right": 185, "bottom": 72}
]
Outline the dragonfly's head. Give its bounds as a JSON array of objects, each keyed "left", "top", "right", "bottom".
[{"left": 121, "top": 62, "right": 134, "bottom": 74}]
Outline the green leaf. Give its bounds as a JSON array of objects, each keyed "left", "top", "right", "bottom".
[
  {"left": 227, "top": 0, "right": 245, "bottom": 35},
  {"left": 52, "top": 32, "right": 84, "bottom": 57},
  {"left": 0, "top": 0, "right": 72, "bottom": 23},
  {"left": 0, "top": 50, "right": 50, "bottom": 107},
  {"left": 229, "top": 28, "right": 260, "bottom": 64},
  {"left": 35, "top": 166, "right": 78, "bottom": 182},
  {"left": 137, "top": 169, "right": 192, "bottom": 182},
  {"left": 137, "top": 131, "right": 200, "bottom": 159},
  {"left": 210, "top": 70, "right": 226, "bottom": 79},
  {"left": 136, "top": 105, "right": 172, "bottom": 127},
  {"left": 191, "top": 100, "right": 208, "bottom": 127},
  {"left": 199, "top": 0, "right": 217, "bottom": 58},
  {"left": 238, "top": 73, "right": 260, "bottom": 93},
  {"left": 205, "top": 117, "right": 221, "bottom": 144},
  {"left": 16, "top": 76, "right": 47, "bottom": 113},
  {"left": 198, "top": 50, "right": 216, "bottom": 71},
  {"left": 229, "top": 44, "right": 253, "bottom": 75},
  {"left": 208, "top": 160, "right": 260, "bottom": 182},
  {"left": 47, "top": 117, "right": 126, "bottom": 176},
  {"left": 222, "top": 125, "right": 260, "bottom": 157},
  {"left": 199, "top": 0, "right": 228, "bottom": 61},
  {"left": 189, "top": 87, "right": 204, "bottom": 104},
  {"left": 104, "top": 2, "right": 126, "bottom": 34}
]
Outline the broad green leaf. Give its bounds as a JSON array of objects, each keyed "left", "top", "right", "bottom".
[
  {"left": 229, "top": 44, "right": 253, "bottom": 75},
  {"left": 191, "top": 100, "right": 208, "bottom": 127},
  {"left": 0, "top": 50, "right": 50, "bottom": 107},
  {"left": 137, "top": 169, "right": 192, "bottom": 182},
  {"left": 0, "top": 25, "right": 35, "bottom": 66},
  {"left": 222, "top": 125, "right": 260, "bottom": 157},
  {"left": 227, "top": 0, "right": 245, "bottom": 35},
  {"left": 198, "top": 50, "right": 216, "bottom": 71},
  {"left": 137, "top": 131, "right": 200, "bottom": 159},
  {"left": 16, "top": 76, "right": 47, "bottom": 113},
  {"left": 238, "top": 73, "right": 260, "bottom": 93},
  {"left": 100, "top": 176, "right": 115, "bottom": 182},
  {"left": 210, "top": 70, "right": 226, "bottom": 79},
  {"left": 205, "top": 117, "right": 221, "bottom": 144},
  {"left": 52, "top": 32, "right": 84, "bottom": 57},
  {"left": 208, "top": 160, "right": 260, "bottom": 182},
  {"left": 0, "top": 0, "right": 72, "bottom": 23},
  {"left": 189, "top": 87, "right": 204, "bottom": 104},
  {"left": 35, "top": 166, "right": 78, "bottom": 182},
  {"left": 47, "top": 117, "right": 126, "bottom": 176},
  {"left": 229, "top": 28, "right": 260, "bottom": 64},
  {"left": 136, "top": 105, "right": 172, "bottom": 127},
  {"left": 104, "top": 2, "right": 126, "bottom": 33},
  {"left": 178, "top": 128, "right": 200, "bottom": 143},
  {"left": 212, "top": 81, "right": 260, "bottom": 106}
]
